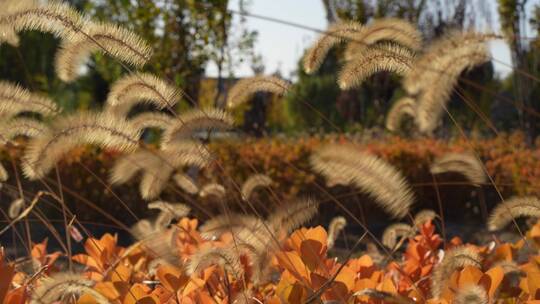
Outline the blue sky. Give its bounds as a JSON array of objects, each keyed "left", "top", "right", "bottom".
[{"left": 206, "top": 0, "right": 539, "bottom": 79}]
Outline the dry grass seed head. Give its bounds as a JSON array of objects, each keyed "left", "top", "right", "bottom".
[
  {"left": 0, "top": 162, "right": 7, "bottom": 182},
  {"left": 8, "top": 198, "right": 24, "bottom": 219},
  {"left": 30, "top": 272, "right": 109, "bottom": 304},
  {"left": 199, "top": 183, "right": 226, "bottom": 200},
  {"left": 403, "top": 31, "right": 497, "bottom": 95},
  {"left": 140, "top": 228, "right": 181, "bottom": 267},
  {"left": 139, "top": 165, "right": 174, "bottom": 200},
  {"left": 148, "top": 201, "right": 190, "bottom": 219},
  {"left": 0, "top": 118, "right": 49, "bottom": 145},
  {"left": 55, "top": 22, "right": 152, "bottom": 82},
  {"left": 454, "top": 285, "right": 488, "bottom": 304},
  {"left": 173, "top": 173, "right": 199, "bottom": 194},
  {"left": 23, "top": 112, "right": 140, "bottom": 179},
  {"left": 431, "top": 246, "right": 482, "bottom": 298},
  {"left": 226, "top": 76, "right": 290, "bottom": 109},
  {"left": 267, "top": 197, "right": 319, "bottom": 234},
  {"left": 129, "top": 112, "right": 175, "bottom": 133},
  {"left": 303, "top": 21, "right": 363, "bottom": 74},
  {"left": 199, "top": 214, "right": 263, "bottom": 240},
  {"left": 1, "top": 0, "right": 86, "bottom": 42},
  {"left": 111, "top": 146, "right": 210, "bottom": 199},
  {"left": 161, "top": 108, "right": 234, "bottom": 145},
  {"left": 430, "top": 152, "right": 487, "bottom": 186},
  {"left": 109, "top": 150, "right": 156, "bottom": 185},
  {"left": 235, "top": 242, "right": 272, "bottom": 286},
  {"left": 0, "top": 81, "right": 60, "bottom": 117},
  {"left": 338, "top": 43, "right": 414, "bottom": 90},
  {"left": 240, "top": 174, "right": 273, "bottom": 201},
  {"left": 186, "top": 246, "right": 243, "bottom": 279},
  {"left": 104, "top": 73, "right": 180, "bottom": 118},
  {"left": 382, "top": 223, "right": 414, "bottom": 249},
  {"left": 404, "top": 34, "right": 491, "bottom": 134},
  {"left": 0, "top": 25, "right": 20, "bottom": 46},
  {"left": 327, "top": 216, "right": 347, "bottom": 250},
  {"left": 385, "top": 97, "right": 416, "bottom": 132},
  {"left": 344, "top": 18, "right": 422, "bottom": 60},
  {"left": 130, "top": 219, "right": 154, "bottom": 240},
  {"left": 310, "top": 144, "right": 415, "bottom": 218},
  {"left": 487, "top": 196, "right": 540, "bottom": 231},
  {"left": 413, "top": 209, "right": 438, "bottom": 226}
]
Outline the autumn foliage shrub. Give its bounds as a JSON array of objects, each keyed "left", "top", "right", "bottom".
[{"left": 5, "top": 215, "right": 540, "bottom": 303}]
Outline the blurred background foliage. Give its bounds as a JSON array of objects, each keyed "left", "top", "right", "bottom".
[{"left": 1, "top": 0, "right": 540, "bottom": 139}]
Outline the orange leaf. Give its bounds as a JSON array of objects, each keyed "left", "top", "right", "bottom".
[
  {"left": 180, "top": 277, "right": 205, "bottom": 297},
  {"left": 378, "top": 276, "right": 397, "bottom": 293},
  {"left": 275, "top": 251, "right": 310, "bottom": 283},
  {"left": 0, "top": 249, "right": 14, "bottom": 304},
  {"left": 528, "top": 271, "right": 540, "bottom": 299},
  {"left": 156, "top": 264, "right": 188, "bottom": 292},
  {"left": 123, "top": 283, "right": 151, "bottom": 304},
  {"left": 300, "top": 239, "right": 324, "bottom": 271},
  {"left": 480, "top": 266, "right": 504, "bottom": 298},
  {"left": 457, "top": 266, "right": 484, "bottom": 288},
  {"left": 111, "top": 262, "right": 133, "bottom": 282}
]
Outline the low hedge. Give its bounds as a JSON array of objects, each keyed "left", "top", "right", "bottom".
[{"left": 1, "top": 133, "right": 538, "bottom": 232}]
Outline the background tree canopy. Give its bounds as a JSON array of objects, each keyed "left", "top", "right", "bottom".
[{"left": 0, "top": 0, "right": 539, "bottom": 139}]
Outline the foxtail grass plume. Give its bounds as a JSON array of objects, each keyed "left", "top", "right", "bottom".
[
  {"left": 240, "top": 174, "right": 273, "bottom": 201},
  {"left": 413, "top": 209, "right": 437, "bottom": 226},
  {"left": 303, "top": 21, "right": 362, "bottom": 74},
  {"left": 130, "top": 219, "right": 153, "bottom": 240},
  {"left": 226, "top": 76, "right": 290, "bottom": 109},
  {"left": 139, "top": 165, "right": 174, "bottom": 200},
  {"left": 29, "top": 272, "right": 109, "bottom": 304},
  {"left": 431, "top": 246, "right": 481, "bottom": 298},
  {"left": 385, "top": 97, "right": 415, "bottom": 132},
  {"left": 148, "top": 201, "right": 190, "bottom": 219},
  {"left": 140, "top": 227, "right": 181, "bottom": 266},
  {"left": 130, "top": 112, "right": 174, "bottom": 133},
  {"left": 0, "top": 118, "right": 49, "bottom": 144},
  {"left": 154, "top": 210, "right": 174, "bottom": 230},
  {"left": 0, "top": 163, "right": 7, "bottom": 182},
  {"left": 404, "top": 31, "right": 498, "bottom": 96},
  {"left": 110, "top": 145, "right": 210, "bottom": 200},
  {"left": 488, "top": 196, "right": 540, "bottom": 231},
  {"left": 162, "top": 108, "right": 234, "bottom": 146},
  {"left": 0, "top": 26, "right": 19, "bottom": 46},
  {"left": 138, "top": 145, "right": 211, "bottom": 199},
  {"left": 186, "top": 246, "right": 243, "bottom": 278},
  {"left": 8, "top": 198, "right": 24, "bottom": 219},
  {"left": 430, "top": 152, "right": 486, "bottom": 186},
  {"left": 382, "top": 223, "right": 414, "bottom": 249},
  {"left": 454, "top": 285, "right": 488, "bottom": 304},
  {"left": 23, "top": 112, "right": 140, "bottom": 179},
  {"left": 403, "top": 32, "right": 492, "bottom": 134},
  {"left": 0, "top": 0, "right": 86, "bottom": 44},
  {"left": 310, "top": 144, "right": 415, "bottom": 218},
  {"left": 173, "top": 173, "right": 199, "bottom": 194},
  {"left": 55, "top": 22, "right": 152, "bottom": 82},
  {"left": 110, "top": 144, "right": 210, "bottom": 183},
  {"left": 0, "top": 81, "right": 60, "bottom": 117},
  {"left": 199, "top": 183, "right": 226, "bottom": 200},
  {"left": 327, "top": 216, "right": 346, "bottom": 249},
  {"left": 199, "top": 214, "right": 262, "bottom": 240},
  {"left": 109, "top": 150, "right": 157, "bottom": 185},
  {"left": 104, "top": 73, "right": 181, "bottom": 117},
  {"left": 338, "top": 43, "right": 414, "bottom": 90},
  {"left": 267, "top": 197, "right": 319, "bottom": 234},
  {"left": 344, "top": 18, "right": 422, "bottom": 60}
]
